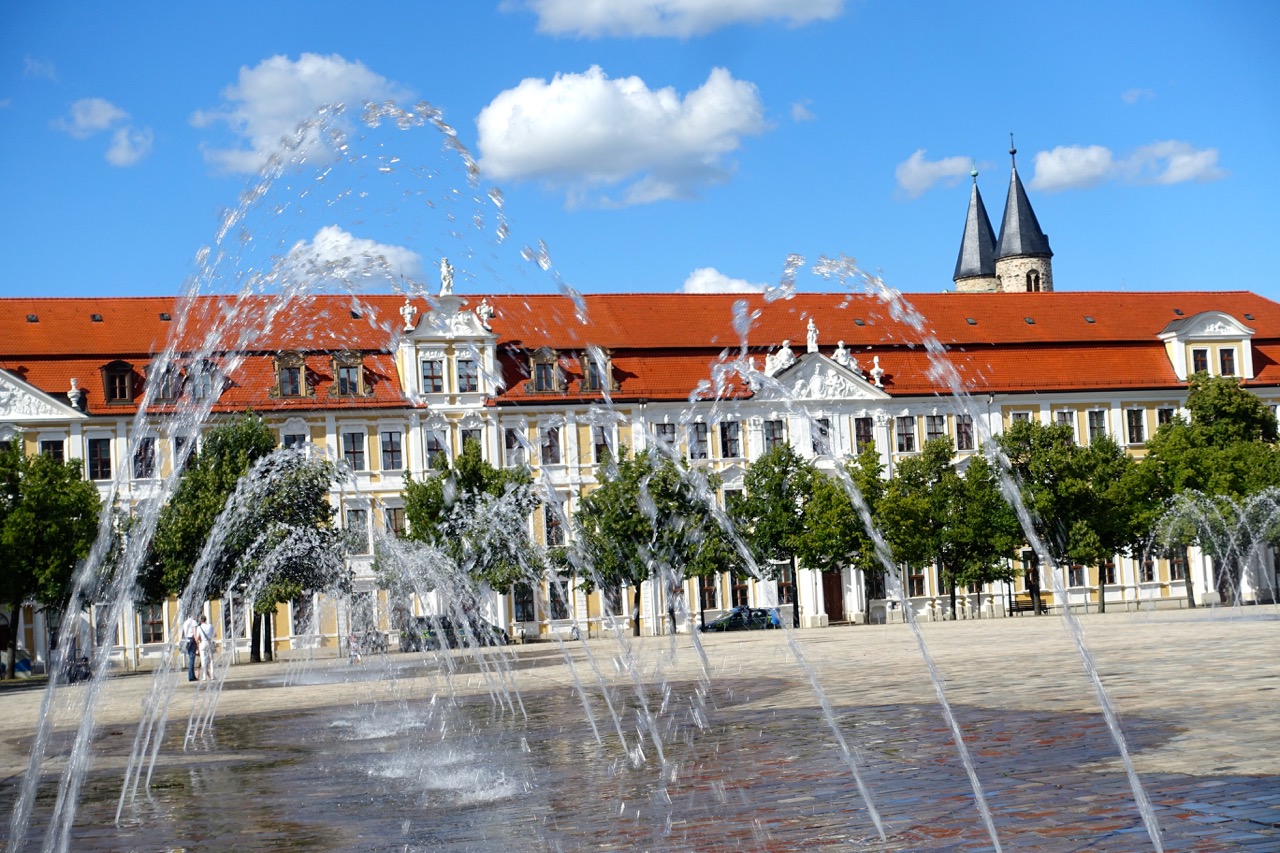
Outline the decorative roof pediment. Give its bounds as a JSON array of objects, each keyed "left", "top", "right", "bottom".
[
  {"left": 755, "top": 354, "right": 889, "bottom": 402},
  {"left": 0, "top": 371, "right": 86, "bottom": 422},
  {"left": 1159, "top": 311, "right": 1255, "bottom": 341},
  {"left": 412, "top": 296, "right": 496, "bottom": 341}
]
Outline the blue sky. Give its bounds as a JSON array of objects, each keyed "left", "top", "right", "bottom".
[{"left": 1, "top": 1, "right": 1277, "bottom": 304}]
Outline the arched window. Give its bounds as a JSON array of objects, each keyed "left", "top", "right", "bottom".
[{"left": 1025, "top": 269, "right": 1041, "bottom": 292}]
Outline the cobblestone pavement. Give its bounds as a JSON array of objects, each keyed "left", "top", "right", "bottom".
[{"left": 1, "top": 607, "right": 1277, "bottom": 851}]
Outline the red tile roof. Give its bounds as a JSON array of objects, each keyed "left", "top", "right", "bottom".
[{"left": 3, "top": 290, "right": 1279, "bottom": 412}]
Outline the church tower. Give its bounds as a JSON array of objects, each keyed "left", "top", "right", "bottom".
[
  {"left": 993, "top": 138, "right": 1053, "bottom": 292},
  {"left": 953, "top": 167, "right": 999, "bottom": 292}
]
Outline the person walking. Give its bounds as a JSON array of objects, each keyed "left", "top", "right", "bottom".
[
  {"left": 196, "top": 614, "right": 215, "bottom": 681},
  {"left": 181, "top": 612, "right": 200, "bottom": 681}
]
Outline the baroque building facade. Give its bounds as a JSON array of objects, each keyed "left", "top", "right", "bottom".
[{"left": 3, "top": 161, "right": 1279, "bottom": 671}]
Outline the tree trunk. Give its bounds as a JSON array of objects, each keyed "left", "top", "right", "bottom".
[
  {"left": 1184, "top": 574, "right": 1196, "bottom": 608},
  {"left": 1098, "top": 577, "right": 1107, "bottom": 614},
  {"left": 250, "top": 612, "right": 262, "bottom": 662},
  {"left": 949, "top": 582, "right": 958, "bottom": 621},
  {"left": 632, "top": 586, "right": 642, "bottom": 637},
  {"left": 4, "top": 604, "right": 18, "bottom": 680},
  {"left": 263, "top": 609, "right": 274, "bottom": 662},
  {"left": 790, "top": 554, "right": 799, "bottom": 629}
]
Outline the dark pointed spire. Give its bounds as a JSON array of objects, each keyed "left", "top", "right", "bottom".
[
  {"left": 996, "top": 135, "right": 1053, "bottom": 259},
  {"left": 954, "top": 166, "right": 997, "bottom": 282}
]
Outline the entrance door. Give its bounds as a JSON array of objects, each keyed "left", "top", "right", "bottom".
[{"left": 822, "top": 571, "right": 845, "bottom": 623}]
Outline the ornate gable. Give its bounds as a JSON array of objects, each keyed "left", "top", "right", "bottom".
[
  {"left": 754, "top": 354, "right": 890, "bottom": 402},
  {"left": 0, "top": 371, "right": 86, "bottom": 422}
]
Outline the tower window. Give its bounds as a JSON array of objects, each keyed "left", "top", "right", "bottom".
[{"left": 1026, "top": 270, "right": 1041, "bottom": 292}]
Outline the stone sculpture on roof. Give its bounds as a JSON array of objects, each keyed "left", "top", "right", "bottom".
[
  {"left": 806, "top": 318, "right": 819, "bottom": 353},
  {"left": 763, "top": 339, "right": 796, "bottom": 377},
  {"left": 439, "top": 257, "right": 454, "bottom": 296}
]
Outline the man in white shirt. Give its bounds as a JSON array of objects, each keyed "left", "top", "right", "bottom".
[
  {"left": 181, "top": 613, "right": 199, "bottom": 682},
  {"left": 195, "top": 615, "right": 215, "bottom": 681}
]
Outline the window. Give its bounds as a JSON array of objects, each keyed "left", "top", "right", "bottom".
[
  {"left": 541, "top": 426, "right": 561, "bottom": 465},
  {"left": 139, "top": 603, "right": 165, "bottom": 644},
  {"left": 954, "top": 414, "right": 973, "bottom": 452},
  {"left": 592, "top": 425, "right": 612, "bottom": 462},
  {"left": 512, "top": 583, "right": 536, "bottom": 622},
  {"left": 604, "top": 584, "right": 624, "bottom": 616},
  {"left": 40, "top": 439, "right": 64, "bottom": 462},
  {"left": 895, "top": 416, "right": 916, "bottom": 453},
  {"left": 689, "top": 423, "right": 709, "bottom": 460},
  {"left": 283, "top": 432, "right": 307, "bottom": 449},
  {"left": 1169, "top": 545, "right": 1188, "bottom": 581},
  {"left": 582, "top": 351, "right": 609, "bottom": 392},
  {"left": 1126, "top": 409, "right": 1146, "bottom": 444},
  {"left": 731, "top": 576, "right": 750, "bottom": 607},
  {"left": 1157, "top": 407, "right": 1175, "bottom": 427},
  {"left": 279, "top": 365, "right": 303, "bottom": 397},
  {"left": 380, "top": 431, "right": 403, "bottom": 470},
  {"left": 811, "top": 418, "right": 831, "bottom": 455},
  {"left": 544, "top": 504, "right": 565, "bottom": 547},
  {"left": 346, "top": 509, "right": 369, "bottom": 554},
  {"left": 188, "top": 363, "right": 215, "bottom": 400},
  {"left": 1087, "top": 410, "right": 1108, "bottom": 442},
  {"left": 1056, "top": 410, "right": 1074, "bottom": 428},
  {"left": 426, "top": 431, "right": 448, "bottom": 469},
  {"left": 151, "top": 367, "right": 181, "bottom": 402},
  {"left": 384, "top": 506, "right": 406, "bottom": 538},
  {"left": 534, "top": 362, "right": 556, "bottom": 391},
  {"left": 1069, "top": 565, "right": 1085, "bottom": 587},
  {"left": 1011, "top": 411, "right": 1031, "bottom": 425},
  {"left": 421, "top": 359, "right": 444, "bottom": 393},
  {"left": 1140, "top": 556, "right": 1155, "bottom": 583},
  {"left": 925, "top": 415, "right": 945, "bottom": 443},
  {"left": 342, "top": 431, "right": 366, "bottom": 471},
  {"left": 855, "top": 417, "right": 875, "bottom": 454},
  {"left": 654, "top": 423, "right": 677, "bottom": 449},
  {"left": 291, "top": 595, "right": 313, "bottom": 636},
  {"left": 719, "top": 421, "right": 741, "bottom": 458},
  {"left": 102, "top": 361, "right": 134, "bottom": 404},
  {"left": 1220, "top": 349, "right": 1236, "bottom": 377},
  {"left": 548, "top": 575, "right": 571, "bottom": 620},
  {"left": 460, "top": 428, "right": 482, "bottom": 453},
  {"left": 504, "top": 428, "right": 527, "bottom": 467},
  {"left": 132, "top": 436, "right": 156, "bottom": 479},
  {"left": 763, "top": 419, "right": 786, "bottom": 452},
  {"left": 335, "top": 363, "right": 361, "bottom": 396},
  {"left": 1192, "top": 348, "right": 1209, "bottom": 374},
  {"left": 699, "top": 575, "right": 718, "bottom": 611},
  {"left": 87, "top": 438, "right": 112, "bottom": 480},
  {"left": 173, "top": 435, "right": 195, "bottom": 472},
  {"left": 1100, "top": 559, "right": 1116, "bottom": 585},
  {"left": 907, "top": 567, "right": 925, "bottom": 597},
  {"left": 777, "top": 562, "right": 795, "bottom": 605},
  {"left": 457, "top": 358, "right": 479, "bottom": 393}
]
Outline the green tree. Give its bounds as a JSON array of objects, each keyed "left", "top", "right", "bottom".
[
  {"left": 147, "top": 412, "right": 347, "bottom": 661},
  {"left": 1143, "top": 373, "right": 1280, "bottom": 604},
  {"left": 730, "top": 444, "right": 817, "bottom": 628},
  {"left": 0, "top": 442, "right": 102, "bottom": 678},
  {"left": 401, "top": 438, "right": 541, "bottom": 591},
  {"left": 574, "top": 448, "right": 732, "bottom": 636}
]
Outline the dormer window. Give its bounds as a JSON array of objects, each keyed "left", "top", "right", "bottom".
[
  {"left": 1220, "top": 349, "right": 1236, "bottom": 377},
  {"left": 528, "top": 348, "right": 562, "bottom": 393},
  {"left": 580, "top": 347, "right": 613, "bottom": 393},
  {"left": 148, "top": 364, "right": 181, "bottom": 402},
  {"left": 274, "top": 352, "right": 309, "bottom": 398},
  {"left": 1191, "top": 349, "right": 1209, "bottom": 374},
  {"left": 187, "top": 361, "right": 218, "bottom": 400},
  {"left": 101, "top": 360, "right": 135, "bottom": 404},
  {"left": 330, "top": 351, "right": 370, "bottom": 397}
]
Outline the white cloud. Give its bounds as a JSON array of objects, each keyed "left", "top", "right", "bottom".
[
  {"left": 512, "top": 0, "right": 845, "bottom": 38},
  {"left": 1121, "top": 87, "right": 1155, "bottom": 104},
  {"left": 23, "top": 56, "right": 57, "bottom": 81},
  {"left": 54, "top": 98, "right": 128, "bottom": 138},
  {"left": 790, "top": 99, "right": 816, "bottom": 122},
  {"left": 192, "top": 53, "right": 408, "bottom": 174},
  {"left": 477, "top": 65, "right": 768, "bottom": 207},
  {"left": 894, "top": 149, "right": 971, "bottom": 198},
  {"left": 1030, "top": 141, "right": 1225, "bottom": 191},
  {"left": 282, "top": 226, "right": 423, "bottom": 285},
  {"left": 681, "top": 267, "right": 764, "bottom": 293},
  {"left": 1030, "top": 145, "right": 1113, "bottom": 191},
  {"left": 106, "top": 126, "right": 154, "bottom": 166},
  {"left": 53, "top": 98, "right": 153, "bottom": 167}
]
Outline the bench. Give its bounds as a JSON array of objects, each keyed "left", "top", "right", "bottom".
[{"left": 1009, "top": 594, "right": 1049, "bottom": 615}]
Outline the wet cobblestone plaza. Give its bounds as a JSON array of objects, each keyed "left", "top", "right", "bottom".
[{"left": 2, "top": 608, "right": 1279, "bottom": 851}]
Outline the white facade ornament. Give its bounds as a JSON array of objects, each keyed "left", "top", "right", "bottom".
[
  {"left": 439, "top": 257, "right": 454, "bottom": 296},
  {"left": 870, "top": 355, "right": 884, "bottom": 388},
  {"left": 475, "top": 299, "right": 495, "bottom": 330},
  {"left": 764, "top": 339, "right": 796, "bottom": 377},
  {"left": 832, "top": 340, "right": 851, "bottom": 368},
  {"left": 399, "top": 298, "right": 417, "bottom": 332},
  {"left": 0, "top": 372, "right": 76, "bottom": 419},
  {"left": 806, "top": 318, "right": 819, "bottom": 353},
  {"left": 68, "top": 377, "right": 84, "bottom": 410}
]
